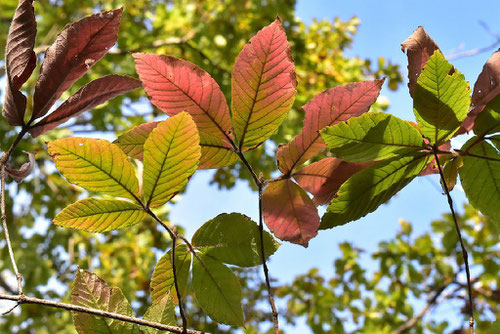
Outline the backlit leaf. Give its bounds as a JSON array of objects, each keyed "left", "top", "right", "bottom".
[
  {"left": 320, "top": 112, "right": 425, "bottom": 162},
  {"left": 143, "top": 112, "right": 201, "bottom": 208},
  {"left": 71, "top": 269, "right": 138, "bottom": 334},
  {"left": 192, "top": 253, "right": 244, "bottom": 326},
  {"left": 473, "top": 94, "right": 500, "bottom": 136},
  {"left": 150, "top": 245, "right": 191, "bottom": 303},
  {"left": 33, "top": 8, "right": 123, "bottom": 119},
  {"left": 115, "top": 122, "right": 160, "bottom": 160},
  {"left": 413, "top": 50, "right": 470, "bottom": 144},
  {"left": 53, "top": 198, "right": 146, "bottom": 232},
  {"left": 262, "top": 179, "right": 319, "bottom": 247},
  {"left": 48, "top": 137, "right": 140, "bottom": 201},
  {"left": 30, "top": 75, "right": 141, "bottom": 137},
  {"left": 321, "top": 154, "right": 431, "bottom": 229},
  {"left": 232, "top": 18, "right": 297, "bottom": 150},
  {"left": 441, "top": 157, "right": 462, "bottom": 192},
  {"left": 277, "top": 80, "right": 384, "bottom": 173},
  {"left": 192, "top": 213, "right": 279, "bottom": 267},
  {"left": 141, "top": 296, "right": 176, "bottom": 334}
]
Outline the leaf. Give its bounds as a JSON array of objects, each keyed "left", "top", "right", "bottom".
[
  {"left": 231, "top": 18, "right": 297, "bottom": 150},
  {"left": 47, "top": 137, "right": 140, "bottom": 201},
  {"left": 441, "top": 157, "right": 462, "bottom": 192},
  {"left": 321, "top": 154, "right": 431, "bottom": 229},
  {"left": 459, "top": 139, "right": 500, "bottom": 225},
  {"left": 3, "top": 0, "right": 37, "bottom": 126},
  {"left": 53, "top": 198, "right": 147, "bottom": 232},
  {"left": 133, "top": 53, "right": 235, "bottom": 165},
  {"left": 413, "top": 50, "right": 470, "bottom": 144},
  {"left": 262, "top": 179, "right": 319, "bottom": 247},
  {"left": 320, "top": 112, "right": 425, "bottom": 162},
  {"left": 192, "top": 213, "right": 279, "bottom": 267},
  {"left": 473, "top": 94, "right": 500, "bottom": 136},
  {"left": 115, "top": 122, "right": 160, "bottom": 160},
  {"left": 30, "top": 75, "right": 141, "bottom": 137},
  {"left": 401, "top": 26, "right": 439, "bottom": 97},
  {"left": 6, "top": 151, "right": 36, "bottom": 183},
  {"left": 198, "top": 134, "right": 239, "bottom": 169},
  {"left": 192, "top": 253, "right": 244, "bottom": 326},
  {"left": 277, "top": 80, "right": 384, "bottom": 173},
  {"left": 141, "top": 296, "right": 176, "bottom": 334},
  {"left": 150, "top": 245, "right": 191, "bottom": 303},
  {"left": 293, "top": 158, "right": 375, "bottom": 205},
  {"left": 71, "top": 269, "right": 138, "bottom": 334},
  {"left": 33, "top": 8, "right": 123, "bottom": 119},
  {"left": 143, "top": 112, "right": 201, "bottom": 208}
]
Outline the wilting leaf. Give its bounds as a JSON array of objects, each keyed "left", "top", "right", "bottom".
[
  {"left": 441, "top": 157, "right": 462, "bottom": 192},
  {"left": 192, "top": 213, "right": 279, "bottom": 267},
  {"left": 53, "top": 198, "right": 147, "bottom": 232},
  {"left": 133, "top": 53, "right": 235, "bottom": 166},
  {"left": 473, "top": 94, "right": 500, "bottom": 136},
  {"left": 115, "top": 122, "right": 160, "bottom": 160},
  {"left": 30, "top": 75, "right": 141, "bottom": 137},
  {"left": 33, "top": 8, "right": 123, "bottom": 119},
  {"left": 3, "top": 0, "right": 37, "bottom": 126},
  {"left": 6, "top": 151, "right": 35, "bottom": 183},
  {"left": 401, "top": 26, "right": 439, "bottom": 97},
  {"left": 320, "top": 112, "right": 425, "bottom": 162},
  {"left": 321, "top": 154, "right": 431, "bottom": 229},
  {"left": 150, "top": 245, "right": 191, "bottom": 303},
  {"left": 232, "top": 18, "right": 297, "bottom": 150},
  {"left": 143, "top": 112, "right": 201, "bottom": 208},
  {"left": 262, "top": 179, "right": 319, "bottom": 247},
  {"left": 277, "top": 80, "right": 384, "bottom": 173},
  {"left": 141, "top": 296, "right": 176, "bottom": 334},
  {"left": 71, "top": 269, "right": 138, "bottom": 334},
  {"left": 47, "top": 137, "right": 140, "bottom": 201},
  {"left": 192, "top": 253, "right": 244, "bottom": 326},
  {"left": 413, "top": 50, "right": 470, "bottom": 144},
  {"left": 459, "top": 139, "right": 500, "bottom": 225},
  {"left": 293, "top": 158, "right": 374, "bottom": 205}
]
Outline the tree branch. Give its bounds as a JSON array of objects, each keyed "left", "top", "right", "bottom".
[
  {"left": 171, "top": 236, "right": 188, "bottom": 333},
  {"left": 447, "top": 21, "right": 500, "bottom": 60}
]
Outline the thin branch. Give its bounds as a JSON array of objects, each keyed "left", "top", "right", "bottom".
[
  {"left": 432, "top": 147, "right": 475, "bottom": 333},
  {"left": 171, "top": 236, "right": 188, "bottom": 334},
  {"left": 447, "top": 21, "right": 500, "bottom": 60},
  {"left": 0, "top": 293, "right": 208, "bottom": 334}
]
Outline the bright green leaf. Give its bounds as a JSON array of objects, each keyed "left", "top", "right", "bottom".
[
  {"left": 473, "top": 94, "right": 500, "bottom": 136},
  {"left": 141, "top": 296, "right": 176, "bottom": 334}
]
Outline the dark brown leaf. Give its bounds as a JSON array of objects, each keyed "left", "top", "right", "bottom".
[{"left": 6, "top": 152, "right": 36, "bottom": 183}]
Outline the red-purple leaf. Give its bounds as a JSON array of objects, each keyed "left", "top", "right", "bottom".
[
  {"left": 293, "top": 158, "right": 374, "bottom": 206},
  {"left": 32, "top": 8, "right": 123, "bottom": 119},
  {"left": 231, "top": 18, "right": 297, "bottom": 150},
  {"left": 401, "top": 26, "right": 440, "bottom": 97},
  {"left": 6, "top": 152, "right": 36, "bottom": 183},
  {"left": 3, "top": 84, "right": 27, "bottom": 126},
  {"left": 277, "top": 80, "right": 384, "bottom": 173},
  {"left": 29, "top": 75, "right": 141, "bottom": 137},
  {"left": 262, "top": 179, "right": 319, "bottom": 247}
]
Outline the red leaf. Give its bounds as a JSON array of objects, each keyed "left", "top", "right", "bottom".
[
  {"left": 3, "top": 0, "right": 37, "bottom": 126},
  {"left": 32, "top": 8, "right": 123, "bottom": 119},
  {"left": 6, "top": 152, "right": 36, "bottom": 183},
  {"left": 276, "top": 80, "right": 384, "bottom": 173},
  {"left": 29, "top": 75, "right": 141, "bottom": 137},
  {"left": 262, "top": 179, "right": 319, "bottom": 247},
  {"left": 419, "top": 141, "right": 451, "bottom": 176},
  {"left": 293, "top": 158, "right": 375, "bottom": 205},
  {"left": 401, "top": 26, "right": 440, "bottom": 97},
  {"left": 231, "top": 18, "right": 297, "bottom": 150}
]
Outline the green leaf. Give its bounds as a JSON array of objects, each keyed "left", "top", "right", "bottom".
[
  {"left": 53, "top": 198, "right": 147, "bottom": 232},
  {"left": 320, "top": 112, "right": 425, "bottom": 162},
  {"left": 47, "top": 137, "right": 140, "bottom": 201},
  {"left": 192, "top": 213, "right": 279, "bottom": 267},
  {"left": 114, "top": 122, "right": 160, "bottom": 160},
  {"left": 487, "top": 319, "right": 500, "bottom": 334},
  {"left": 473, "top": 94, "right": 500, "bottom": 136},
  {"left": 321, "top": 154, "right": 431, "bottom": 229},
  {"left": 490, "top": 135, "right": 500, "bottom": 151},
  {"left": 413, "top": 50, "right": 470, "bottom": 144},
  {"left": 141, "top": 296, "right": 176, "bottom": 334},
  {"left": 192, "top": 253, "right": 244, "bottom": 326},
  {"left": 150, "top": 245, "right": 191, "bottom": 303},
  {"left": 459, "top": 139, "right": 500, "bottom": 225},
  {"left": 71, "top": 269, "right": 139, "bottom": 334},
  {"left": 143, "top": 112, "right": 201, "bottom": 208},
  {"left": 441, "top": 157, "right": 462, "bottom": 191}
]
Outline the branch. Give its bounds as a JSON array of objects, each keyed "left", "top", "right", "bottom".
[
  {"left": 171, "top": 236, "right": 188, "bottom": 333},
  {"left": 0, "top": 293, "right": 208, "bottom": 334},
  {"left": 447, "top": 21, "right": 500, "bottom": 60}
]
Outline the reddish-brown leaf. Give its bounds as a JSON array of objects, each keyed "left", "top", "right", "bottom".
[
  {"left": 29, "top": 75, "right": 141, "bottom": 137},
  {"left": 32, "top": 8, "right": 123, "bottom": 119},
  {"left": 3, "top": 84, "right": 28, "bottom": 126},
  {"left": 262, "top": 179, "right": 319, "bottom": 247},
  {"left": 231, "top": 18, "right": 297, "bottom": 150},
  {"left": 419, "top": 141, "right": 451, "bottom": 176},
  {"left": 401, "top": 26, "right": 440, "bottom": 97},
  {"left": 293, "top": 158, "right": 375, "bottom": 206},
  {"left": 276, "top": 80, "right": 384, "bottom": 173},
  {"left": 6, "top": 152, "right": 36, "bottom": 183}
]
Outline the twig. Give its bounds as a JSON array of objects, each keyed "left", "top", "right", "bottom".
[
  {"left": 171, "top": 236, "right": 188, "bottom": 334},
  {"left": 447, "top": 21, "right": 500, "bottom": 60},
  {"left": 0, "top": 293, "right": 208, "bottom": 334},
  {"left": 432, "top": 147, "right": 475, "bottom": 333}
]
